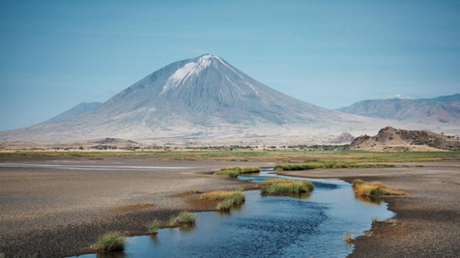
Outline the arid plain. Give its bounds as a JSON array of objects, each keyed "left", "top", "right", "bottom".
[{"left": 1, "top": 151, "right": 460, "bottom": 257}]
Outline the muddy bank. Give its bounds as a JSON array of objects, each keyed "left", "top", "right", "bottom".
[
  {"left": 279, "top": 161, "right": 460, "bottom": 257},
  {"left": 0, "top": 157, "right": 271, "bottom": 257}
]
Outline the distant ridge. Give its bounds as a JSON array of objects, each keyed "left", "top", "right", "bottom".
[
  {"left": 40, "top": 102, "right": 102, "bottom": 125},
  {"left": 338, "top": 94, "right": 460, "bottom": 124}
]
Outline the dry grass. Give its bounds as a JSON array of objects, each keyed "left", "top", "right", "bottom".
[{"left": 352, "top": 179, "right": 404, "bottom": 197}]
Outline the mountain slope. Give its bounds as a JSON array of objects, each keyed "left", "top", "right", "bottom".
[
  {"left": 0, "top": 55, "right": 404, "bottom": 142},
  {"left": 40, "top": 102, "right": 102, "bottom": 125},
  {"left": 338, "top": 94, "right": 460, "bottom": 124}
]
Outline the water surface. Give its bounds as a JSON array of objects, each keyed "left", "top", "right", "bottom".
[{"left": 71, "top": 169, "right": 393, "bottom": 258}]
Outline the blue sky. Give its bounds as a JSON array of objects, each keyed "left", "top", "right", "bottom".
[{"left": 1, "top": 0, "right": 459, "bottom": 131}]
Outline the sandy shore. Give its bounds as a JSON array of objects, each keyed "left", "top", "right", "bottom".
[
  {"left": 1, "top": 157, "right": 459, "bottom": 257},
  {"left": 0, "top": 157, "right": 272, "bottom": 257},
  {"left": 279, "top": 160, "right": 460, "bottom": 258}
]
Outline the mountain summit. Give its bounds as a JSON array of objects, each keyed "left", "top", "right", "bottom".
[{"left": 1, "top": 54, "right": 388, "bottom": 142}]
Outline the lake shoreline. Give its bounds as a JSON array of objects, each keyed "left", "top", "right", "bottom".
[
  {"left": 0, "top": 157, "right": 266, "bottom": 258},
  {"left": 2, "top": 158, "right": 459, "bottom": 257},
  {"left": 278, "top": 160, "right": 460, "bottom": 257}
]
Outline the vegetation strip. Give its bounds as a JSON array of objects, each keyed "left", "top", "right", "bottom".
[
  {"left": 2, "top": 150, "right": 458, "bottom": 163},
  {"left": 260, "top": 178, "right": 314, "bottom": 194},
  {"left": 275, "top": 159, "right": 396, "bottom": 172},
  {"left": 215, "top": 166, "right": 260, "bottom": 177}
]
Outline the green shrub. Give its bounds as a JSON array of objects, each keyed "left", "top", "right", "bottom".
[{"left": 92, "top": 232, "right": 126, "bottom": 252}]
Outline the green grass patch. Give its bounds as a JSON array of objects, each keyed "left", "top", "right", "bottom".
[
  {"left": 169, "top": 211, "right": 197, "bottom": 226},
  {"left": 188, "top": 189, "right": 204, "bottom": 193},
  {"left": 148, "top": 219, "right": 160, "bottom": 234},
  {"left": 92, "top": 232, "right": 126, "bottom": 252},
  {"left": 275, "top": 160, "right": 396, "bottom": 171},
  {"left": 215, "top": 166, "right": 260, "bottom": 177},
  {"left": 260, "top": 178, "right": 314, "bottom": 194},
  {"left": 1, "top": 149, "right": 458, "bottom": 163},
  {"left": 200, "top": 190, "right": 245, "bottom": 211}
]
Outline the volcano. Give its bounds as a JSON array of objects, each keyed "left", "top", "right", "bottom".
[{"left": 0, "top": 54, "right": 386, "bottom": 142}]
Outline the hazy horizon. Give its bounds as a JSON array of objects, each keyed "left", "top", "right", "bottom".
[{"left": 1, "top": 0, "right": 459, "bottom": 131}]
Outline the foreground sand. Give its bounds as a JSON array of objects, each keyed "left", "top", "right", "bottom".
[
  {"left": 279, "top": 160, "right": 460, "bottom": 258},
  {"left": 0, "top": 157, "right": 272, "bottom": 257},
  {"left": 1, "top": 157, "right": 459, "bottom": 257}
]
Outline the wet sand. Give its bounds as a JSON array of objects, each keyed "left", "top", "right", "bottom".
[
  {"left": 279, "top": 160, "right": 460, "bottom": 258},
  {"left": 0, "top": 157, "right": 273, "bottom": 257}
]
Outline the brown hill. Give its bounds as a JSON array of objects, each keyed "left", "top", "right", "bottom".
[
  {"left": 338, "top": 94, "right": 460, "bottom": 125},
  {"left": 349, "top": 126, "right": 460, "bottom": 152}
]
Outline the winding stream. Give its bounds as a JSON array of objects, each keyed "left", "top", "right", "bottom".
[{"left": 71, "top": 169, "right": 394, "bottom": 258}]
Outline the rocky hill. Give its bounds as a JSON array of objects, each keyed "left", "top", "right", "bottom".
[
  {"left": 0, "top": 54, "right": 391, "bottom": 142},
  {"left": 338, "top": 94, "right": 460, "bottom": 124},
  {"left": 349, "top": 126, "right": 460, "bottom": 152}
]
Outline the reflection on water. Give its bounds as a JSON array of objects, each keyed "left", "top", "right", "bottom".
[
  {"left": 355, "top": 195, "right": 383, "bottom": 205},
  {"left": 70, "top": 168, "right": 394, "bottom": 258}
]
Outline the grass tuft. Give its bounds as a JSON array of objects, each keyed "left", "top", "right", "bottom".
[
  {"left": 371, "top": 217, "right": 382, "bottom": 224},
  {"left": 260, "top": 178, "right": 314, "bottom": 194},
  {"left": 201, "top": 191, "right": 245, "bottom": 211},
  {"left": 215, "top": 166, "right": 260, "bottom": 177},
  {"left": 92, "top": 232, "right": 126, "bottom": 252},
  {"left": 352, "top": 179, "right": 403, "bottom": 197},
  {"left": 148, "top": 219, "right": 160, "bottom": 234},
  {"left": 188, "top": 189, "right": 204, "bottom": 193},
  {"left": 169, "top": 211, "right": 197, "bottom": 226},
  {"left": 343, "top": 229, "right": 353, "bottom": 243}
]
